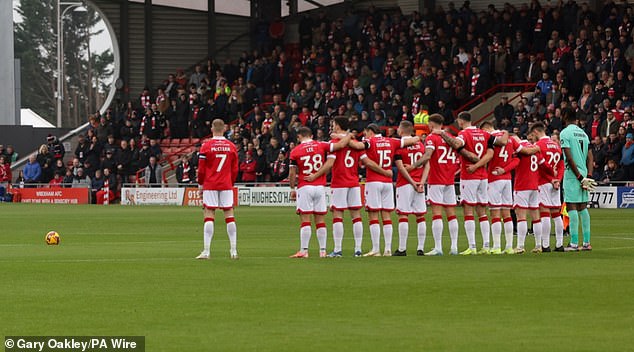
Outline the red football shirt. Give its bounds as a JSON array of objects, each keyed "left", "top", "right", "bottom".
[
  {"left": 394, "top": 139, "right": 425, "bottom": 187},
  {"left": 536, "top": 136, "right": 564, "bottom": 185},
  {"left": 364, "top": 135, "right": 403, "bottom": 183},
  {"left": 290, "top": 140, "right": 333, "bottom": 188},
  {"left": 330, "top": 140, "right": 366, "bottom": 188},
  {"left": 456, "top": 126, "right": 491, "bottom": 180},
  {"left": 488, "top": 130, "right": 522, "bottom": 182},
  {"left": 514, "top": 141, "right": 545, "bottom": 191},
  {"left": 425, "top": 134, "right": 460, "bottom": 185},
  {"left": 198, "top": 136, "right": 239, "bottom": 190}
]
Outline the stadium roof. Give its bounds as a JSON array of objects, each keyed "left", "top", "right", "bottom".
[
  {"left": 128, "top": 0, "right": 343, "bottom": 16},
  {"left": 20, "top": 109, "right": 55, "bottom": 128}
]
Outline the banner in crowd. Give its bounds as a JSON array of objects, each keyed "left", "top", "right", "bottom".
[
  {"left": 19, "top": 188, "right": 90, "bottom": 204},
  {"left": 120, "top": 187, "right": 185, "bottom": 206}
]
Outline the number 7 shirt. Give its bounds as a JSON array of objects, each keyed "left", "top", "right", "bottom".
[
  {"left": 289, "top": 139, "right": 334, "bottom": 188},
  {"left": 198, "top": 136, "right": 239, "bottom": 190}
]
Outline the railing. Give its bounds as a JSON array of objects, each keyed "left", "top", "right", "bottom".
[{"left": 447, "top": 82, "right": 536, "bottom": 134}]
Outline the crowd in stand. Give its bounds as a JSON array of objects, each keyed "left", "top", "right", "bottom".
[{"left": 5, "top": 0, "right": 634, "bottom": 189}]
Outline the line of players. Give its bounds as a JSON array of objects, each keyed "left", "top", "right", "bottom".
[
  {"left": 287, "top": 111, "right": 568, "bottom": 258},
  {"left": 193, "top": 114, "right": 568, "bottom": 259}
]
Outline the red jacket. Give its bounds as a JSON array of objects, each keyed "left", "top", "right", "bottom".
[
  {"left": 240, "top": 159, "right": 257, "bottom": 182},
  {"left": 0, "top": 164, "right": 11, "bottom": 183}
]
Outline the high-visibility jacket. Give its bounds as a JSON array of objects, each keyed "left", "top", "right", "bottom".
[{"left": 413, "top": 110, "right": 430, "bottom": 136}]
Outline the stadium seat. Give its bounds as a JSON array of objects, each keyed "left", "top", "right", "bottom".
[
  {"left": 170, "top": 139, "right": 180, "bottom": 147},
  {"left": 160, "top": 139, "right": 170, "bottom": 147}
]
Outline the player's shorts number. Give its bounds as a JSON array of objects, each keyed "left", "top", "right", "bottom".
[{"left": 300, "top": 154, "right": 323, "bottom": 174}]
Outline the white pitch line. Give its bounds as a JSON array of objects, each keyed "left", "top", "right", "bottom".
[{"left": 593, "top": 236, "right": 634, "bottom": 241}]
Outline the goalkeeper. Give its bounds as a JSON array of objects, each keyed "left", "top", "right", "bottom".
[{"left": 560, "top": 108, "right": 596, "bottom": 251}]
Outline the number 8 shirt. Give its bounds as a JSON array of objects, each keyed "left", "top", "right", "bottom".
[
  {"left": 289, "top": 139, "right": 334, "bottom": 214},
  {"left": 514, "top": 140, "right": 546, "bottom": 209}
]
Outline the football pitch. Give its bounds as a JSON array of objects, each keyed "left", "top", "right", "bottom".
[{"left": 1, "top": 204, "right": 633, "bottom": 351}]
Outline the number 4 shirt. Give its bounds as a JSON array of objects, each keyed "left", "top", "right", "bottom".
[{"left": 289, "top": 139, "right": 334, "bottom": 188}]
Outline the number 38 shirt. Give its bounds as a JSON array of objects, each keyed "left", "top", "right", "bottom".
[
  {"left": 456, "top": 126, "right": 491, "bottom": 180},
  {"left": 364, "top": 135, "right": 404, "bottom": 183},
  {"left": 289, "top": 139, "right": 334, "bottom": 188}
]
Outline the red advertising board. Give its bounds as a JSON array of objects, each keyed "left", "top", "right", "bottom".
[{"left": 18, "top": 188, "right": 90, "bottom": 204}]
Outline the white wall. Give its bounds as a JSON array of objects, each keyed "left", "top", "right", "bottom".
[{"left": 1, "top": 0, "right": 16, "bottom": 125}]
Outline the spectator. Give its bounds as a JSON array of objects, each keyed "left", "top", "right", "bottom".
[
  {"left": 46, "top": 135, "right": 65, "bottom": 161},
  {"left": 48, "top": 172, "right": 63, "bottom": 188},
  {"left": 23, "top": 155, "right": 42, "bottom": 184},
  {"left": 270, "top": 150, "right": 289, "bottom": 182},
  {"left": 95, "top": 168, "right": 117, "bottom": 204},
  {"left": 622, "top": 133, "right": 634, "bottom": 180},
  {"left": 175, "top": 155, "right": 195, "bottom": 185},
  {"left": 72, "top": 168, "right": 91, "bottom": 188},
  {"left": 601, "top": 159, "right": 624, "bottom": 184},
  {"left": 144, "top": 156, "right": 164, "bottom": 187},
  {"left": 0, "top": 155, "right": 11, "bottom": 183},
  {"left": 188, "top": 64, "right": 207, "bottom": 88},
  {"left": 494, "top": 96, "right": 514, "bottom": 126},
  {"left": 239, "top": 151, "right": 257, "bottom": 182},
  {"left": 5, "top": 145, "right": 18, "bottom": 163},
  {"left": 91, "top": 169, "right": 105, "bottom": 201},
  {"left": 75, "top": 134, "right": 90, "bottom": 164},
  {"left": 116, "top": 139, "right": 133, "bottom": 182},
  {"left": 600, "top": 111, "right": 619, "bottom": 138}
]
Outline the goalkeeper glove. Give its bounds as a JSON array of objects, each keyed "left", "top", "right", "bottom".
[{"left": 581, "top": 177, "right": 598, "bottom": 192}]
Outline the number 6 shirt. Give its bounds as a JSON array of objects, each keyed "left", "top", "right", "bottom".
[{"left": 289, "top": 139, "right": 334, "bottom": 188}]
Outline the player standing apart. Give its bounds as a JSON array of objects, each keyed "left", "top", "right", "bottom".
[
  {"left": 480, "top": 121, "right": 521, "bottom": 254},
  {"left": 393, "top": 121, "right": 428, "bottom": 256},
  {"left": 560, "top": 110, "right": 596, "bottom": 251},
  {"left": 196, "top": 119, "right": 239, "bottom": 260},
  {"left": 350, "top": 123, "right": 420, "bottom": 257},
  {"left": 432, "top": 112, "right": 508, "bottom": 255},
  {"left": 288, "top": 127, "right": 350, "bottom": 258},
  {"left": 531, "top": 123, "right": 565, "bottom": 252}
]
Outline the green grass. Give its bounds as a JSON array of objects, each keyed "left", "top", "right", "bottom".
[{"left": 1, "top": 204, "right": 633, "bottom": 351}]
